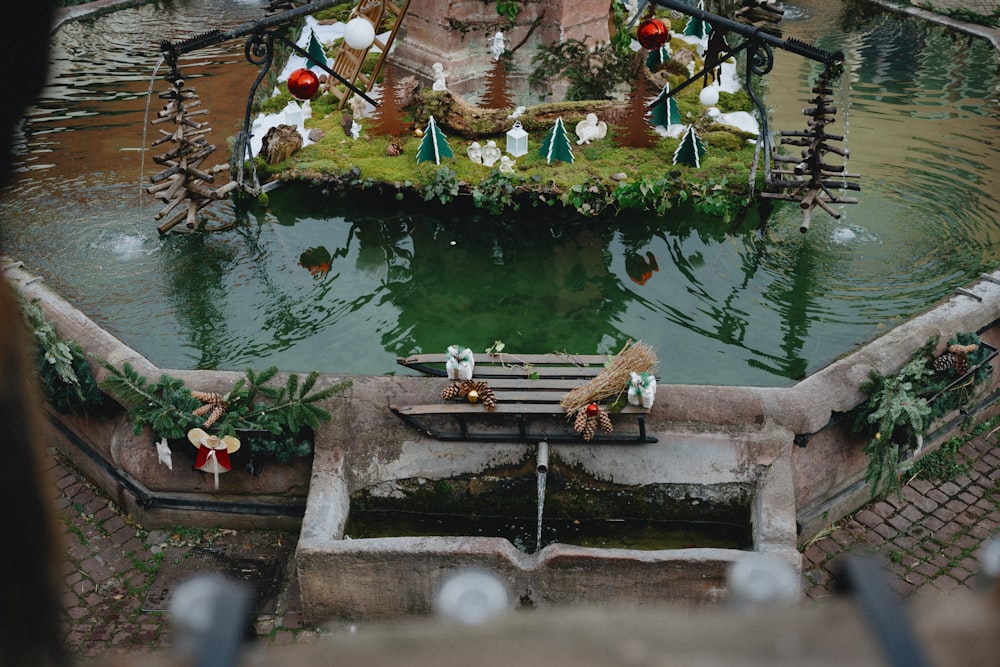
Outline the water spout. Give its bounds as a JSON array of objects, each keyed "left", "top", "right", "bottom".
[{"left": 536, "top": 440, "right": 549, "bottom": 474}]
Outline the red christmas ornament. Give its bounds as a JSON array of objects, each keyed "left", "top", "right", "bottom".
[
  {"left": 637, "top": 17, "right": 671, "bottom": 50},
  {"left": 585, "top": 403, "right": 600, "bottom": 416},
  {"left": 287, "top": 68, "right": 320, "bottom": 100}
]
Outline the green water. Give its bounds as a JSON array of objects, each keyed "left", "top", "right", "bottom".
[{"left": 1, "top": 0, "right": 999, "bottom": 385}]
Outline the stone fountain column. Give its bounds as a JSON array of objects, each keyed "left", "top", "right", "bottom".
[{"left": 390, "top": 0, "right": 613, "bottom": 102}]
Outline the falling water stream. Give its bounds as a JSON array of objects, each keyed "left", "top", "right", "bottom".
[
  {"left": 1, "top": 0, "right": 999, "bottom": 386},
  {"left": 536, "top": 469, "right": 547, "bottom": 553}
]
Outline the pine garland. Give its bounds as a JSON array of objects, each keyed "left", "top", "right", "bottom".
[
  {"left": 98, "top": 361, "right": 351, "bottom": 463},
  {"left": 852, "top": 332, "right": 991, "bottom": 499}
]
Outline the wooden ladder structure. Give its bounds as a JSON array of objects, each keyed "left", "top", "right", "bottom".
[{"left": 325, "top": 0, "right": 410, "bottom": 109}]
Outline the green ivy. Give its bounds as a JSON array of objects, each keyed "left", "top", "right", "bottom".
[
  {"left": 421, "top": 167, "right": 461, "bottom": 205},
  {"left": 473, "top": 171, "right": 520, "bottom": 214},
  {"left": 98, "top": 362, "right": 351, "bottom": 464}
]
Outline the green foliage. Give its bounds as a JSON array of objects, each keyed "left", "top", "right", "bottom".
[
  {"left": 495, "top": 0, "right": 520, "bottom": 26},
  {"left": 473, "top": 171, "right": 520, "bottom": 214},
  {"left": 852, "top": 333, "right": 991, "bottom": 499},
  {"left": 98, "top": 362, "right": 351, "bottom": 463},
  {"left": 565, "top": 178, "right": 615, "bottom": 216},
  {"left": 20, "top": 298, "right": 108, "bottom": 415},
  {"left": 909, "top": 435, "right": 969, "bottom": 482},
  {"left": 422, "top": 167, "right": 460, "bottom": 205},
  {"left": 529, "top": 38, "right": 633, "bottom": 101}
]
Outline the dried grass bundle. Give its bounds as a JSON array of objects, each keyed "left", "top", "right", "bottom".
[{"left": 560, "top": 341, "right": 657, "bottom": 414}]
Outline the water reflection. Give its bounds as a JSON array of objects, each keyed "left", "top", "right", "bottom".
[{"left": 0, "top": 0, "right": 998, "bottom": 385}]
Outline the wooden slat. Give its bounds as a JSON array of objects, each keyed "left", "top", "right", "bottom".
[
  {"left": 391, "top": 403, "right": 648, "bottom": 416},
  {"left": 399, "top": 352, "right": 611, "bottom": 367}
]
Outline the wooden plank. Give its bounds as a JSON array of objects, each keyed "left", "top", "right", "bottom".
[
  {"left": 399, "top": 352, "right": 611, "bottom": 367},
  {"left": 392, "top": 403, "right": 648, "bottom": 416}
]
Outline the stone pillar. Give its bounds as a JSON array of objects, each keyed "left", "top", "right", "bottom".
[{"left": 390, "top": 0, "right": 612, "bottom": 103}]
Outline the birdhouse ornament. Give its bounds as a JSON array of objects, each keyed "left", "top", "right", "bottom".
[
  {"left": 187, "top": 428, "right": 240, "bottom": 489},
  {"left": 506, "top": 121, "right": 528, "bottom": 157}
]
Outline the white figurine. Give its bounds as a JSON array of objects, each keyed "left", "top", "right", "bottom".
[
  {"left": 467, "top": 141, "right": 483, "bottom": 164},
  {"left": 350, "top": 120, "right": 361, "bottom": 139},
  {"left": 508, "top": 106, "right": 526, "bottom": 119},
  {"left": 491, "top": 31, "right": 505, "bottom": 60},
  {"left": 498, "top": 155, "right": 515, "bottom": 174},
  {"left": 432, "top": 62, "right": 448, "bottom": 91},
  {"left": 481, "top": 140, "right": 501, "bottom": 167},
  {"left": 348, "top": 94, "right": 369, "bottom": 119},
  {"left": 575, "top": 113, "right": 607, "bottom": 145},
  {"left": 156, "top": 437, "right": 173, "bottom": 470},
  {"left": 446, "top": 345, "right": 475, "bottom": 380},
  {"left": 627, "top": 371, "right": 657, "bottom": 409}
]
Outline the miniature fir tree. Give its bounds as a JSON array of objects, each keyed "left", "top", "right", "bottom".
[
  {"left": 645, "top": 44, "right": 672, "bottom": 71},
  {"left": 673, "top": 125, "right": 706, "bottom": 168},
  {"left": 684, "top": 0, "right": 710, "bottom": 39},
  {"left": 481, "top": 57, "right": 514, "bottom": 110},
  {"left": 538, "top": 117, "right": 574, "bottom": 164},
  {"left": 648, "top": 83, "right": 681, "bottom": 130},
  {"left": 416, "top": 115, "right": 454, "bottom": 164},
  {"left": 616, "top": 74, "right": 658, "bottom": 148},
  {"left": 306, "top": 29, "right": 328, "bottom": 70},
  {"left": 369, "top": 61, "right": 408, "bottom": 137}
]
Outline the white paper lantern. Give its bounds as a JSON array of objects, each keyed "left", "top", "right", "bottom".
[
  {"left": 344, "top": 17, "right": 376, "bottom": 50},
  {"left": 506, "top": 121, "right": 528, "bottom": 157}
]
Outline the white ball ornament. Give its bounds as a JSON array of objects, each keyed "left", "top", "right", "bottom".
[
  {"left": 344, "top": 17, "right": 376, "bottom": 50},
  {"left": 699, "top": 85, "right": 720, "bottom": 107}
]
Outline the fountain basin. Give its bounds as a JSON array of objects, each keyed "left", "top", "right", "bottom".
[
  {"left": 10, "top": 257, "right": 1000, "bottom": 620},
  {"left": 296, "top": 423, "right": 798, "bottom": 620}
]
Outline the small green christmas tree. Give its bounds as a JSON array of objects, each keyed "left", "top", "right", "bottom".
[
  {"left": 538, "top": 117, "right": 574, "bottom": 164},
  {"left": 306, "top": 29, "right": 327, "bottom": 70},
  {"left": 645, "top": 44, "right": 672, "bottom": 71},
  {"left": 416, "top": 115, "right": 454, "bottom": 164},
  {"left": 648, "top": 83, "right": 681, "bottom": 130},
  {"left": 684, "top": 1, "right": 710, "bottom": 39},
  {"left": 673, "top": 125, "right": 706, "bottom": 168}
]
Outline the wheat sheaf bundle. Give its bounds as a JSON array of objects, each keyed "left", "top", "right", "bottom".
[{"left": 560, "top": 341, "right": 657, "bottom": 414}]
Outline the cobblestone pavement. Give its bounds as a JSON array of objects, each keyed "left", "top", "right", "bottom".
[
  {"left": 800, "top": 425, "right": 1000, "bottom": 600},
  {"left": 46, "top": 449, "right": 319, "bottom": 661}
]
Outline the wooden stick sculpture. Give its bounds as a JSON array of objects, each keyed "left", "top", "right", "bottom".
[
  {"left": 763, "top": 62, "right": 861, "bottom": 232},
  {"left": 147, "top": 77, "right": 238, "bottom": 234}
]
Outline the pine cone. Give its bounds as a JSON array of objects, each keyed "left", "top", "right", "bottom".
[
  {"left": 598, "top": 411, "right": 613, "bottom": 433},
  {"left": 582, "top": 417, "right": 597, "bottom": 441},
  {"left": 932, "top": 352, "right": 957, "bottom": 372},
  {"left": 955, "top": 353, "right": 970, "bottom": 376},
  {"left": 204, "top": 403, "right": 226, "bottom": 428},
  {"left": 574, "top": 409, "right": 588, "bottom": 433},
  {"left": 441, "top": 383, "right": 462, "bottom": 400},
  {"left": 191, "top": 390, "right": 224, "bottom": 402},
  {"left": 192, "top": 403, "right": 214, "bottom": 417},
  {"left": 479, "top": 385, "right": 497, "bottom": 411},
  {"left": 933, "top": 351, "right": 969, "bottom": 375}
]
